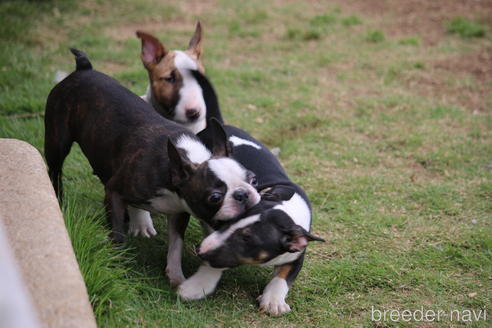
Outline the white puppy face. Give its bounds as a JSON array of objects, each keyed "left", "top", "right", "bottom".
[
  {"left": 207, "top": 158, "right": 261, "bottom": 221},
  {"left": 168, "top": 135, "right": 261, "bottom": 226},
  {"left": 137, "top": 25, "right": 207, "bottom": 134},
  {"left": 172, "top": 51, "right": 207, "bottom": 134}
]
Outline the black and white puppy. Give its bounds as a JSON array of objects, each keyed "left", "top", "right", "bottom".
[
  {"left": 174, "top": 70, "right": 324, "bottom": 315},
  {"left": 44, "top": 50, "right": 260, "bottom": 255}
]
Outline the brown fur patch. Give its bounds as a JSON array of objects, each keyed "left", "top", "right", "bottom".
[
  {"left": 258, "top": 250, "right": 270, "bottom": 261},
  {"left": 275, "top": 264, "right": 293, "bottom": 280},
  {"left": 147, "top": 51, "right": 183, "bottom": 112},
  {"left": 239, "top": 256, "right": 262, "bottom": 265}
]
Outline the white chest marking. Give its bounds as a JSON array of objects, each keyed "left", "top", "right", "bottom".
[
  {"left": 229, "top": 135, "right": 262, "bottom": 150},
  {"left": 175, "top": 134, "right": 211, "bottom": 164},
  {"left": 148, "top": 189, "right": 192, "bottom": 215}
]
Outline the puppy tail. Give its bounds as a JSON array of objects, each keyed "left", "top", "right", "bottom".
[{"left": 69, "top": 48, "right": 93, "bottom": 70}]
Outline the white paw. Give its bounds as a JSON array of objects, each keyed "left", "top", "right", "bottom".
[
  {"left": 127, "top": 207, "right": 157, "bottom": 238},
  {"left": 177, "top": 279, "right": 209, "bottom": 300},
  {"left": 177, "top": 265, "right": 223, "bottom": 301},
  {"left": 128, "top": 221, "right": 157, "bottom": 238},
  {"left": 257, "top": 293, "right": 291, "bottom": 315}
]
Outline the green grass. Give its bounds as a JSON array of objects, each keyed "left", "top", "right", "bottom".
[
  {"left": 1, "top": 0, "right": 491, "bottom": 327},
  {"left": 446, "top": 17, "right": 486, "bottom": 38},
  {"left": 62, "top": 199, "right": 141, "bottom": 323},
  {"left": 365, "top": 29, "right": 385, "bottom": 43}
]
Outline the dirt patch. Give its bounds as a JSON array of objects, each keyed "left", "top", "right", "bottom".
[
  {"left": 400, "top": 49, "right": 492, "bottom": 112},
  {"left": 105, "top": 21, "right": 179, "bottom": 41},
  {"left": 332, "top": 0, "right": 492, "bottom": 45},
  {"left": 434, "top": 49, "right": 492, "bottom": 82},
  {"left": 105, "top": 0, "right": 217, "bottom": 41}
]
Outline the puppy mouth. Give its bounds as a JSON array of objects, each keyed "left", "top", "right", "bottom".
[{"left": 247, "top": 191, "right": 261, "bottom": 207}]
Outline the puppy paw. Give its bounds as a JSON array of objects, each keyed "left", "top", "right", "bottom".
[
  {"left": 177, "top": 265, "right": 223, "bottom": 301},
  {"left": 177, "top": 279, "right": 209, "bottom": 301},
  {"left": 257, "top": 294, "right": 291, "bottom": 315},
  {"left": 128, "top": 217, "right": 157, "bottom": 238}
]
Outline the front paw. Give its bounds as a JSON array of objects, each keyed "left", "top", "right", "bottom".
[
  {"left": 128, "top": 221, "right": 157, "bottom": 238},
  {"left": 177, "top": 265, "right": 223, "bottom": 301},
  {"left": 177, "top": 279, "right": 209, "bottom": 300},
  {"left": 257, "top": 293, "right": 291, "bottom": 315}
]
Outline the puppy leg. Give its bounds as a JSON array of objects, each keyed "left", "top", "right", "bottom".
[
  {"left": 166, "top": 213, "right": 190, "bottom": 286},
  {"left": 104, "top": 189, "right": 126, "bottom": 243},
  {"left": 44, "top": 124, "right": 73, "bottom": 200},
  {"left": 128, "top": 206, "right": 157, "bottom": 237},
  {"left": 177, "top": 263, "right": 224, "bottom": 300},
  {"left": 258, "top": 253, "right": 305, "bottom": 315}
]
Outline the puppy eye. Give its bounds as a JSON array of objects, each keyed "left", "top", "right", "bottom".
[
  {"left": 161, "top": 71, "right": 176, "bottom": 83},
  {"left": 247, "top": 172, "right": 258, "bottom": 187},
  {"left": 208, "top": 192, "right": 224, "bottom": 204}
]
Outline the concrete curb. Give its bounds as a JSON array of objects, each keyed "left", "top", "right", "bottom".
[{"left": 0, "top": 139, "right": 97, "bottom": 328}]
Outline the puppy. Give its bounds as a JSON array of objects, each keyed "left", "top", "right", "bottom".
[
  {"left": 175, "top": 71, "right": 324, "bottom": 315},
  {"left": 137, "top": 22, "right": 209, "bottom": 135},
  {"left": 44, "top": 50, "right": 260, "bottom": 286},
  {"left": 134, "top": 26, "right": 324, "bottom": 312}
]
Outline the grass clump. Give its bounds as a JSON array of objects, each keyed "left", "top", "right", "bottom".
[
  {"left": 398, "top": 36, "right": 421, "bottom": 46},
  {"left": 62, "top": 198, "right": 139, "bottom": 324},
  {"left": 365, "top": 29, "right": 385, "bottom": 43},
  {"left": 310, "top": 13, "right": 337, "bottom": 27},
  {"left": 446, "top": 17, "right": 485, "bottom": 38},
  {"left": 342, "top": 15, "right": 362, "bottom": 26}
]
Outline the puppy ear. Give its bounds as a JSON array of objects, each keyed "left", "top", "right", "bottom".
[
  {"left": 188, "top": 21, "right": 203, "bottom": 59},
  {"left": 283, "top": 225, "right": 325, "bottom": 253},
  {"left": 267, "top": 185, "right": 296, "bottom": 201},
  {"left": 167, "top": 139, "right": 194, "bottom": 186},
  {"left": 136, "top": 31, "right": 167, "bottom": 68},
  {"left": 208, "top": 117, "right": 232, "bottom": 157}
]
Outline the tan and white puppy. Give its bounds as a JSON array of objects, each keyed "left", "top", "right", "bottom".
[
  {"left": 137, "top": 22, "right": 206, "bottom": 134},
  {"left": 136, "top": 24, "right": 217, "bottom": 286}
]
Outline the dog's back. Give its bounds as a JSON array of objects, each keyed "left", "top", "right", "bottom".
[
  {"left": 45, "top": 49, "right": 187, "bottom": 191},
  {"left": 194, "top": 70, "right": 311, "bottom": 209}
]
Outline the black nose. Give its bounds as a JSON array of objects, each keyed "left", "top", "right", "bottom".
[
  {"left": 233, "top": 189, "right": 249, "bottom": 204},
  {"left": 186, "top": 108, "right": 200, "bottom": 121}
]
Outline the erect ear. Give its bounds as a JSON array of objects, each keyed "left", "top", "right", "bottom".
[
  {"left": 261, "top": 185, "right": 296, "bottom": 202},
  {"left": 282, "top": 225, "right": 325, "bottom": 253},
  {"left": 136, "top": 31, "right": 167, "bottom": 69},
  {"left": 167, "top": 139, "right": 195, "bottom": 186},
  {"left": 208, "top": 117, "right": 232, "bottom": 157},
  {"left": 188, "top": 21, "right": 203, "bottom": 59}
]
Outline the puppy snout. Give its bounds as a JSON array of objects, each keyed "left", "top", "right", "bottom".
[
  {"left": 196, "top": 245, "right": 206, "bottom": 260},
  {"left": 233, "top": 189, "right": 249, "bottom": 204},
  {"left": 185, "top": 108, "right": 200, "bottom": 121}
]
